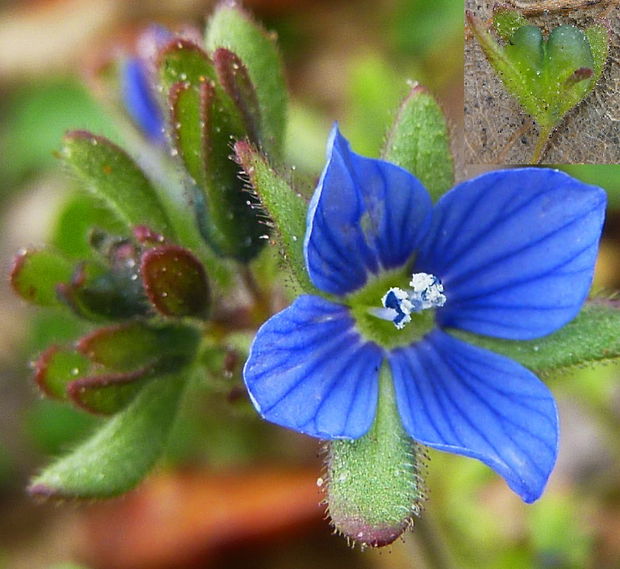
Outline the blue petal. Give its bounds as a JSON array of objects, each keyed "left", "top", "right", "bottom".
[
  {"left": 243, "top": 295, "right": 384, "bottom": 439},
  {"left": 304, "top": 126, "right": 433, "bottom": 295},
  {"left": 389, "top": 330, "right": 558, "bottom": 503},
  {"left": 416, "top": 168, "right": 606, "bottom": 339},
  {"left": 121, "top": 58, "right": 165, "bottom": 143}
]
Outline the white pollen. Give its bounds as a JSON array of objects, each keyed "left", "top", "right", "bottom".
[{"left": 369, "top": 272, "right": 446, "bottom": 329}]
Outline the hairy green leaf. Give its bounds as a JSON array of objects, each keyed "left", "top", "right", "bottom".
[
  {"left": 60, "top": 132, "right": 173, "bottom": 238},
  {"left": 452, "top": 303, "right": 620, "bottom": 376},
  {"left": 29, "top": 372, "right": 188, "bottom": 499},
  {"left": 205, "top": 3, "right": 287, "bottom": 159}
]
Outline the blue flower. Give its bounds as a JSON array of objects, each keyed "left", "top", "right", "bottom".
[
  {"left": 121, "top": 26, "right": 171, "bottom": 143},
  {"left": 122, "top": 57, "right": 165, "bottom": 143},
  {"left": 243, "top": 126, "right": 606, "bottom": 503}
]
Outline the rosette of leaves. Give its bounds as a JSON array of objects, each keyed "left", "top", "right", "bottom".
[
  {"left": 466, "top": 3, "right": 610, "bottom": 163},
  {"left": 12, "top": 224, "right": 210, "bottom": 498}
]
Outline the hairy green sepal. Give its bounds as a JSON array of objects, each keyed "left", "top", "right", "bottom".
[
  {"left": 234, "top": 141, "right": 313, "bottom": 293},
  {"left": 327, "top": 365, "right": 424, "bottom": 547},
  {"left": 382, "top": 84, "right": 454, "bottom": 202},
  {"left": 453, "top": 302, "right": 620, "bottom": 376}
]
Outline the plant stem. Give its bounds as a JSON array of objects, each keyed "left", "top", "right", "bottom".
[{"left": 530, "top": 124, "right": 552, "bottom": 164}]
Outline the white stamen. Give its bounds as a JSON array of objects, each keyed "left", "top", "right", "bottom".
[{"left": 369, "top": 273, "right": 446, "bottom": 330}]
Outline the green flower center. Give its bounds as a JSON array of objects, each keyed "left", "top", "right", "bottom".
[{"left": 346, "top": 267, "right": 444, "bottom": 350}]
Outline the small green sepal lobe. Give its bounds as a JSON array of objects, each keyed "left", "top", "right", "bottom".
[
  {"left": 381, "top": 84, "right": 454, "bottom": 202},
  {"left": 234, "top": 140, "right": 313, "bottom": 293}
]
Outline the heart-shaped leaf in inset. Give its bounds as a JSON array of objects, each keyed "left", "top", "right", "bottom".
[{"left": 467, "top": 10, "right": 610, "bottom": 163}]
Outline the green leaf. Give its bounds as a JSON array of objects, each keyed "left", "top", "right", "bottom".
[
  {"left": 169, "top": 82, "right": 207, "bottom": 188},
  {"left": 10, "top": 248, "right": 73, "bottom": 307},
  {"left": 492, "top": 6, "right": 528, "bottom": 41},
  {"left": 234, "top": 141, "right": 313, "bottom": 293},
  {"left": 29, "top": 372, "right": 188, "bottom": 499},
  {"left": 205, "top": 3, "right": 287, "bottom": 159},
  {"left": 213, "top": 48, "right": 263, "bottom": 146},
  {"left": 382, "top": 84, "right": 454, "bottom": 202},
  {"left": 451, "top": 303, "right": 620, "bottom": 376},
  {"left": 327, "top": 365, "right": 424, "bottom": 547},
  {"left": 60, "top": 132, "right": 174, "bottom": 238}
]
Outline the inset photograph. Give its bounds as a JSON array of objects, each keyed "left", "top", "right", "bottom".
[{"left": 465, "top": 0, "right": 619, "bottom": 164}]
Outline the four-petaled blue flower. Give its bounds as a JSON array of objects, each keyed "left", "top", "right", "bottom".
[{"left": 243, "top": 126, "right": 606, "bottom": 503}]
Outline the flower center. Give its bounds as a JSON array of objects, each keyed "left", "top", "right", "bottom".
[{"left": 369, "top": 273, "right": 446, "bottom": 330}]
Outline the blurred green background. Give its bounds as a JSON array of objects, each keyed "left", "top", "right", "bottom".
[{"left": 1, "top": 1, "right": 619, "bottom": 568}]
